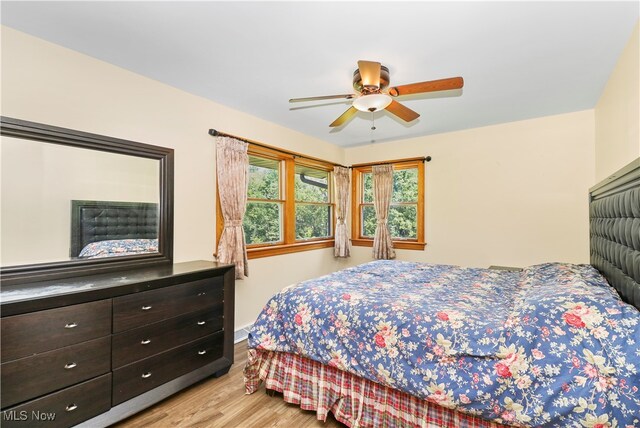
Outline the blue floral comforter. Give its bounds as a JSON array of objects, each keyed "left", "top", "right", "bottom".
[
  {"left": 78, "top": 238, "right": 158, "bottom": 258},
  {"left": 248, "top": 260, "right": 640, "bottom": 427}
]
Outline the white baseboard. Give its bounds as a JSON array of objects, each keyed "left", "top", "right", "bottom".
[{"left": 234, "top": 323, "right": 253, "bottom": 344}]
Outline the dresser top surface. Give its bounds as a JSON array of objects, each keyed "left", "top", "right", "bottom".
[{"left": 1, "top": 261, "right": 234, "bottom": 313}]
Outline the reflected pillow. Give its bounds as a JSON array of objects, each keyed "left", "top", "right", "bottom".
[{"left": 78, "top": 239, "right": 158, "bottom": 258}]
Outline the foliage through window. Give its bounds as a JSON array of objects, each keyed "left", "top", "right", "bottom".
[
  {"left": 295, "top": 165, "right": 332, "bottom": 240},
  {"left": 217, "top": 145, "right": 335, "bottom": 259},
  {"left": 352, "top": 160, "right": 425, "bottom": 250},
  {"left": 245, "top": 156, "right": 282, "bottom": 245}
]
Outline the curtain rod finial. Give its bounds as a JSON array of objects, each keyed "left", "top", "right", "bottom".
[
  {"left": 425, "top": 156, "right": 432, "bottom": 162},
  {"left": 208, "top": 129, "right": 219, "bottom": 136}
]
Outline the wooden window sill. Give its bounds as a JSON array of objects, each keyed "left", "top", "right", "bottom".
[
  {"left": 351, "top": 239, "right": 426, "bottom": 251},
  {"left": 247, "top": 239, "right": 334, "bottom": 259}
]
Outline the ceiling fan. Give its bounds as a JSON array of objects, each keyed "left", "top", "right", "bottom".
[{"left": 289, "top": 60, "right": 464, "bottom": 128}]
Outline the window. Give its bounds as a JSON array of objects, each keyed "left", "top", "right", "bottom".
[
  {"left": 216, "top": 144, "right": 335, "bottom": 259},
  {"left": 295, "top": 164, "right": 332, "bottom": 240},
  {"left": 245, "top": 155, "right": 283, "bottom": 245},
  {"left": 351, "top": 159, "right": 425, "bottom": 250}
]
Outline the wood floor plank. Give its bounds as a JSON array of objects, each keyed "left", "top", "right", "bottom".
[{"left": 115, "top": 341, "right": 344, "bottom": 427}]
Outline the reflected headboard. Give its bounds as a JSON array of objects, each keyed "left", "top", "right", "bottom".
[
  {"left": 70, "top": 200, "right": 158, "bottom": 257},
  {"left": 589, "top": 158, "right": 640, "bottom": 311}
]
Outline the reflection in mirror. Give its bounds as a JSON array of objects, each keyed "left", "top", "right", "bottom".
[
  {"left": 1, "top": 137, "right": 160, "bottom": 266},
  {"left": 0, "top": 116, "right": 173, "bottom": 285}
]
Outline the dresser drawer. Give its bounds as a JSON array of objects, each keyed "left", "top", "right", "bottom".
[
  {"left": 113, "top": 277, "right": 223, "bottom": 333},
  {"left": 1, "top": 300, "right": 111, "bottom": 363},
  {"left": 112, "top": 331, "right": 224, "bottom": 405},
  {"left": 0, "top": 374, "right": 111, "bottom": 428},
  {"left": 1, "top": 336, "right": 111, "bottom": 408},
  {"left": 112, "top": 305, "right": 224, "bottom": 368}
]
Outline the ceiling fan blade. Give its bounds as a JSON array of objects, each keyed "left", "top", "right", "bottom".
[
  {"left": 329, "top": 106, "right": 358, "bottom": 127},
  {"left": 358, "top": 60, "right": 381, "bottom": 88},
  {"left": 385, "top": 100, "right": 420, "bottom": 122},
  {"left": 289, "top": 94, "right": 356, "bottom": 103},
  {"left": 388, "top": 77, "right": 464, "bottom": 97}
]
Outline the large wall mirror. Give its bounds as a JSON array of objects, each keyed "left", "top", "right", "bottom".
[{"left": 0, "top": 117, "right": 174, "bottom": 285}]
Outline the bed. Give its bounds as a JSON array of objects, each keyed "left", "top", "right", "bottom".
[
  {"left": 70, "top": 200, "right": 158, "bottom": 258},
  {"left": 243, "top": 159, "right": 640, "bottom": 428}
]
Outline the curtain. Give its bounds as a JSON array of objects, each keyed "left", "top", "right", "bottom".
[
  {"left": 333, "top": 166, "right": 351, "bottom": 258},
  {"left": 216, "top": 136, "right": 249, "bottom": 279},
  {"left": 372, "top": 164, "right": 396, "bottom": 260}
]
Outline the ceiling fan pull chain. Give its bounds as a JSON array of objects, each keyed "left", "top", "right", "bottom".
[{"left": 370, "top": 108, "right": 376, "bottom": 130}]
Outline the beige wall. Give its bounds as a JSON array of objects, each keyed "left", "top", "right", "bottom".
[
  {"left": 344, "top": 110, "right": 596, "bottom": 268},
  {"left": 595, "top": 21, "right": 640, "bottom": 181},
  {"left": 0, "top": 26, "right": 344, "bottom": 329}
]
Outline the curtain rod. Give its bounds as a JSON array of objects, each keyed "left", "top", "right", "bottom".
[
  {"left": 209, "top": 129, "right": 432, "bottom": 169},
  {"left": 350, "top": 156, "right": 432, "bottom": 168},
  {"left": 208, "top": 129, "right": 349, "bottom": 168}
]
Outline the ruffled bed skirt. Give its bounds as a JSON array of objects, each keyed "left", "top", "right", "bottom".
[{"left": 244, "top": 349, "right": 507, "bottom": 428}]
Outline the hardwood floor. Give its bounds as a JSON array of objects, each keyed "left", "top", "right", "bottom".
[{"left": 114, "top": 341, "right": 345, "bottom": 427}]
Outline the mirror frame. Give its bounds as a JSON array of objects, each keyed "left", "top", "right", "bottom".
[{"left": 0, "top": 116, "right": 174, "bottom": 285}]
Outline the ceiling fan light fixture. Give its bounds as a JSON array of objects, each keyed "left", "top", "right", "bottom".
[{"left": 352, "top": 93, "right": 392, "bottom": 112}]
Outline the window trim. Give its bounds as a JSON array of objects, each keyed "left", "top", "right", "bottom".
[
  {"left": 351, "top": 159, "right": 426, "bottom": 250},
  {"left": 244, "top": 152, "right": 285, "bottom": 246},
  {"left": 294, "top": 162, "right": 333, "bottom": 242},
  {"left": 216, "top": 144, "right": 335, "bottom": 259}
]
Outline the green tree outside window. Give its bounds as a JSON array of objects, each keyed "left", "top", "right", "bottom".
[{"left": 362, "top": 168, "right": 418, "bottom": 239}]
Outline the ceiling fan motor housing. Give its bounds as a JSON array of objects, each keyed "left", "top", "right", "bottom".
[{"left": 353, "top": 65, "right": 390, "bottom": 94}]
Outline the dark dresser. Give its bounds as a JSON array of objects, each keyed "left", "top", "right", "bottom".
[{"left": 0, "top": 261, "right": 235, "bottom": 427}]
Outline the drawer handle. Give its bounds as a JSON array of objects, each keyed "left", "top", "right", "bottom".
[
  {"left": 198, "top": 350, "right": 207, "bottom": 355},
  {"left": 141, "top": 339, "right": 151, "bottom": 345},
  {"left": 64, "top": 362, "right": 77, "bottom": 370},
  {"left": 141, "top": 372, "right": 152, "bottom": 379},
  {"left": 64, "top": 322, "right": 78, "bottom": 329},
  {"left": 198, "top": 292, "right": 207, "bottom": 296},
  {"left": 197, "top": 321, "right": 206, "bottom": 326},
  {"left": 65, "top": 404, "right": 78, "bottom": 412},
  {"left": 141, "top": 305, "right": 153, "bottom": 311}
]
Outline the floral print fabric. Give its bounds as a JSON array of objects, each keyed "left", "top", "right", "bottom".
[
  {"left": 248, "top": 260, "right": 640, "bottom": 427},
  {"left": 78, "top": 238, "right": 158, "bottom": 258},
  {"left": 333, "top": 166, "right": 351, "bottom": 258},
  {"left": 215, "top": 136, "right": 249, "bottom": 279}
]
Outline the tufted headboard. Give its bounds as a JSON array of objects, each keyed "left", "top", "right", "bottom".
[
  {"left": 589, "top": 158, "right": 640, "bottom": 311},
  {"left": 70, "top": 200, "right": 158, "bottom": 257}
]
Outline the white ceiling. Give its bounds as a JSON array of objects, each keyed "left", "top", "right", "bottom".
[{"left": 1, "top": 1, "right": 638, "bottom": 147}]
